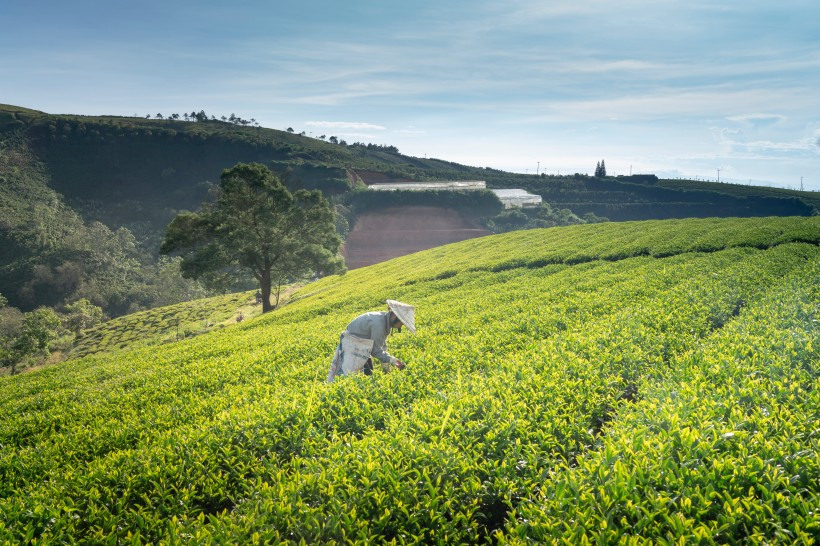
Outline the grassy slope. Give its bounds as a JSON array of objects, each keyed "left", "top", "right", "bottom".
[
  {"left": 69, "top": 284, "right": 304, "bottom": 360},
  {"left": 1, "top": 216, "right": 818, "bottom": 543},
  {"left": 69, "top": 290, "right": 259, "bottom": 359}
]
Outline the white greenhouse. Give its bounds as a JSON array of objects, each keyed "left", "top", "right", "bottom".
[
  {"left": 368, "top": 181, "right": 487, "bottom": 191},
  {"left": 490, "top": 189, "right": 543, "bottom": 209},
  {"left": 367, "top": 180, "right": 542, "bottom": 210}
]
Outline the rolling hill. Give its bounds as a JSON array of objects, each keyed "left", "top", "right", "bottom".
[
  {"left": 1, "top": 216, "right": 818, "bottom": 543},
  {"left": 1, "top": 103, "right": 817, "bottom": 316},
  {"left": 2, "top": 103, "right": 816, "bottom": 247}
]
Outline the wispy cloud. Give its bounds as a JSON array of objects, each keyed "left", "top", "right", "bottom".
[
  {"left": 726, "top": 113, "right": 786, "bottom": 124},
  {"left": 331, "top": 132, "right": 382, "bottom": 140},
  {"left": 522, "top": 87, "right": 813, "bottom": 123},
  {"left": 712, "top": 126, "right": 820, "bottom": 156},
  {"left": 305, "top": 121, "right": 386, "bottom": 130}
]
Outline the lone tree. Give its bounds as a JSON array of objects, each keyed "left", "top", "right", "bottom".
[
  {"left": 161, "top": 163, "right": 345, "bottom": 313},
  {"left": 62, "top": 298, "right": 104, "bottom": 336},
  {"left": 1, "top": 307, "right": 61, "bottom": 375}
]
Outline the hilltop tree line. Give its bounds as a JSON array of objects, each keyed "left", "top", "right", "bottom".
[
  {"left": 283, "top": 127, "right": 400, "bottom": 153},
  {"left": 145, "top": 110, "right": 260, "bottom": 127}
]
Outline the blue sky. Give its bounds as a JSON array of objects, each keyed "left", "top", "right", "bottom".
[{"left": 2, "top": 0, "right": 819, "bottom": 190}]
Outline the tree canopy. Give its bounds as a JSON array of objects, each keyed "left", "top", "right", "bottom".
[
  {"left": 161, "top": 163, "right": 345, "bottom": 312},
  {"left": 62, "top": 298, "right": 104, "bottom": 336},
  {"left": 0, "top": 306, "right": 61, "bottom": 375}
]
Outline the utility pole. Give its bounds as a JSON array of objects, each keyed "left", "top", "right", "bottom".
[{"left": 717, "top": 168, "right": 721, "bottom": 183}]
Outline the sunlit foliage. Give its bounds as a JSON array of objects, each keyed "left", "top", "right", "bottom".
[{"left": 1, "top": 217, "right": 818, "bottom": 543}]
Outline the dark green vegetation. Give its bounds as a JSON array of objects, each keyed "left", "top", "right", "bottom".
[
  {"left": 510, "top": 174, "right": 816, "bottom": 221},
  {"left": 485, "top": 202, "right": 607, "bottom": 232},
  {"left": 655, "top": 177, "right": 820, "bottom": 210},
  {"left": 1, "top": 217, "right": 818, "bottom": 543},
  {"left": 346, "top": 187, "right": 503, "bottom": 218},
  {"left": 161, "top": 163, "right": 343, "bottom": 313},
  {"left": 0, "top": 305, "right": 61, "bottom": 376},
  {"left": 0, "top": 123, "right": 210, "bottom": 316}
]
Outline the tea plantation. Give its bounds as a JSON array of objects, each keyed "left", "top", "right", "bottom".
[
  {"left": 70, "top": 290, "right": 261, "bottom": 360},
  {"left": 1, "top": 217, "right": 818, "bottom": 544}
]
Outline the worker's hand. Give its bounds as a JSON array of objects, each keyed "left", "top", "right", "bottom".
[{"left": 395, "top": 360, "right": 406, "bottom": 370}]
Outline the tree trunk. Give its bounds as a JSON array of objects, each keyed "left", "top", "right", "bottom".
[
  {"left": 260, "top": 269, "right": 273, "bottom": 313},
  {"left": 274, "top": 279, "right": 283, "bottom": 309}
]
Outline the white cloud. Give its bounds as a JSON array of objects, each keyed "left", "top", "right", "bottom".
[
  {"left": 725, "top": 113, "right": 786, "bottom": 124},
  {"left": 712, "top": 126, "right": 820, "bottom": 156},
  {"left": 493, "top": 0, "right": 677, "bottom": 24},
  {"left": 522, "top": 86, "right": 816, "bottom": 123},
  {"left": 305, "top": 121, "right": 386, "bottom": 130},
  {"left": 393, "top": 129, "right": 426, "bottom": 135},
  {"left": 331, "top": 132, "right": 381, "bottom": 140}
]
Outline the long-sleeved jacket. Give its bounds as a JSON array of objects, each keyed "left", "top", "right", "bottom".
[{"left": 343, "top": 311, "right": 397, "bottom": 365}]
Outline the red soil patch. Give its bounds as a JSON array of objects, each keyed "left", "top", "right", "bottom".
[{"left": 342, "top": 206, "right": 492, "bottom": 269}]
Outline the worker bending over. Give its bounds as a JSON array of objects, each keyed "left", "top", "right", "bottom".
[{"left": 327, "top": 299, "right": 415, "bottom": 382}]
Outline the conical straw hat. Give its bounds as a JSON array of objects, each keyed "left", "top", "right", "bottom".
[{"left": 386, "top": 299, "right": 416, "bottom": 334}]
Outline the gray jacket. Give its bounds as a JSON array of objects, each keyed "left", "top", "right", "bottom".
[{"left": 343, "top": 311, "right": 397, "bottom": 365}]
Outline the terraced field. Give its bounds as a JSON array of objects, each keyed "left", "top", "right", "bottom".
[
  {"left": 1, "top": 217, "right": 818, "bottom": 543},
  {"left": 70, "top": 290, "right": 261, "bottom": 359}
]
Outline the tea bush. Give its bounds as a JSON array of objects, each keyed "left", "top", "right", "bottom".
[{"left": 1, "top": 217, "right": 818, "bottom": 543}]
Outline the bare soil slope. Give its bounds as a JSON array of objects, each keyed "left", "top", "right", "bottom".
[{"left": 342, "top": 206, "right": 492, "bottom": 269}]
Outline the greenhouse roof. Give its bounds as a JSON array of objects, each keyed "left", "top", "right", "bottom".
[
  {"left": 369, "top": 181, "right": 487, "bottom": 191},
  {"left": 491, "top": 189, "right": 540, "bottom": 198}
]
